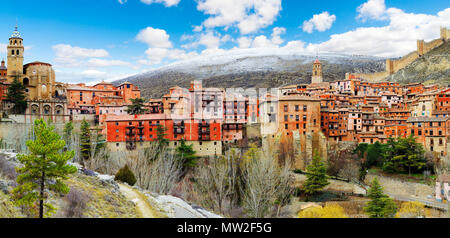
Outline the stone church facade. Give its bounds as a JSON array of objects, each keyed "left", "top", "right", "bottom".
[{"left": 3, "top": 26, "right": 69, "bottom": 123}]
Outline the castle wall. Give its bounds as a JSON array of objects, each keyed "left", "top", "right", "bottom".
[
  {"left": 353, "top": 71, "right": 390, "bottom": 82},
  {"left": 441, "top": 27, "right": 450, "bottom": 40},
  {"left": 351, "top": 27, "right": 448, "bottom": 82}
]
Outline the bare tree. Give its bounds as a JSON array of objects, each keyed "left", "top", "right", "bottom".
[
  {"left": 146, "top": 150, "right": 183, "bottom": 194},
  {"left": 338, "top": 160, "right": 360, "bottom": 183},
  {"left": 126, "top": 143, "right": 182, "bottom": 195},
  {"left": 241, "top": 149, "right": 295, "bottom": 218},
  {"left": 195, "top": 156, "right": 231, "bottom": 215}
]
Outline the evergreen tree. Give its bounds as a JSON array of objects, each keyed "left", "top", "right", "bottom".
[
  {"left": 63, "top": 121, "right": 74, "bottom": 151},
  {"left": 303, "top": 152, "right": 330, "bottom": 196},
  {"left": 12, "top": 119, "right": 77, "bottom": 218},
  {"left": 176, "top": 139, "right": 198, "bottom": 169},
  {"left": 156, "top": 124, "right": 169, "bottom": 149},
  {"left": 6, "top": 76, "right": 27, "bottom": 114},
  {"left": 364, "top": 178, "right": 397, "bottom": 218},
  {"left": 80, "top": 119, "right": 91, "bottom": 167},
  {"left": 126, "top": 98, "right": 148, "bottom": 115},
  {"left": 382, "top": 136, "right": 426, "bottom": 175}
]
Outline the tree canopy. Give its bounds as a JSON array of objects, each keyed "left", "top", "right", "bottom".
[
  {"left": 6, "top": 76, "right": 27, "bottom": 114},
  {"left": 126, "top": 98, "right": 148, "bottom": 115},
  {"left": 364, "top": 178, "right": 397, "bottom": 218},
  {"left": 303, "top": 152, "right": 329, "bottom": 195},
  {"left": 12, "top": 119, "right": 77, "bottom": 218}
]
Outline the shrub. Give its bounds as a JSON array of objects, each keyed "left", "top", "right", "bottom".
[
  {"left": 395, "top": 201, "right": 427, "bottom": 218},
  {"left": 298, "top": 203, "right": 348, "bottom": 218},
  {"left": 64, "top": 187, "right": 91, "bottom": 218},
  {"left": 115, "top": 165, "right": 137, "bottom": 186}
]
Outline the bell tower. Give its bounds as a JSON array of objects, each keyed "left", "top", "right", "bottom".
[
  {"left": 7, "top": 25, "right": 24, "bottom": 83},
  {"left": 311, "top": 58, "right": 323, "bottom": 84}
]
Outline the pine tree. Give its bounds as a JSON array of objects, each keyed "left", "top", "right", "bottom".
[
  {"left": 364, "top": 178, "right": 397, "bottom": 218},
  {"left": 176, "top": 139, "right": 198, "bottom": 169},
  {"left": 156, "top": 124, "right": 169, "bottom": 149},
  {"left": 126, "top": 98, "right": 148, "bottom": 115},
  {"left": 12, "top": 119, "right": 77, "bottom": 218},
  {"left": 63, "top": 121, "right": 74, "bottom": 151},
  {"left": 303, "top": 152, "right": 330, "bottom": 195},
  {"left": 6, "top": 76, "right": 27, "bottom": 114},
  {"left": 80, "top": 119, "right": 91, "bottom": 167}
]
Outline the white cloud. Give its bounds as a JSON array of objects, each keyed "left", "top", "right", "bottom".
[
  {"left": 52, "top": 44, "right": 110, "bottom": 67},
  {"left": 53, "top": 44, "right": 109, "bottom": 59},
  {"left": 182, "top": 31, "right": 231, "bottom": 49},
  {"left": 0, "top": 44, "right": 7, "bottom": 55},
  {"left": 357, "top": 0, "right": 388, "bottom": 22},
  {"left": 119, "top": 0, "right": 180, "bottom": 7},
  {"left": 307, "top": 8, "right": 450, "bottom": 57},
  {"left": 142, "top": 47, "right": 199, "bottom": 65},
  {"left": 87, "top": 58, "right": 131, "bottom": 67},
  {"left": 140, "top": 0, "right": 180, "bottom": 7},
  {"left": 237, "top": 27, "right": 286, "bottom": 49},
  {"left": 302, "top": 12, "right": 336, "bottom": 33},
  {"left": 136, "top": 27, "right": 173, "bottom": 48},
  {"left": 81, "top": 70, "right": 108, "bottom": 78},
  {"left": 197, "top": 0, "right": 282, "bottom": 34}
]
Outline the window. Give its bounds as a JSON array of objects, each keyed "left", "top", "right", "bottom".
[
  {"left": 303, "top": 105, "right": 307, "bottom": 112},
  {"left": 284, "top": 105, "right": 288, "bottom": 112},
  {"left": 285, "top": 124, "right": 288, "bottom": 129}
]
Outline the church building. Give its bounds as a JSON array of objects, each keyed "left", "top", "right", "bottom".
[{"left": 3, "top": 26, "right": 69, "bottom": 123}]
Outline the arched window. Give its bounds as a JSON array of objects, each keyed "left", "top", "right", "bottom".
[
  {"left": 44, "top": 105, "right": 51, "bottom": 115},
  {"left": 11, "top": 50, "right": 14, "bottom": 55},
  {"left": 23, "top": 78, "right": 29, "bottom": 85},
  {"left": 31, "top": 105, "right": 39, "bottom": 115},
  {"left": 16, "top": 50, "right": 19, "bottom": 55},
  {"left": 55, "top": 105, "right": 63, "bottom": 115},
  {"left": 14, "top": 40, "right": 17, "bottom": 45}
]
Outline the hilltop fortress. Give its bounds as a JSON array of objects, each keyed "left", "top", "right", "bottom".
[{"left": 351, "top": 27, "right": 450, "bottom": 82}]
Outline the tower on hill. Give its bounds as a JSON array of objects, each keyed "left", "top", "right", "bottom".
[
  {"left": 311, "top": 58, "right": 323, "bottom": 84},
  {"left": 7, "top": 25, "right": 24, "bottom": 82}
]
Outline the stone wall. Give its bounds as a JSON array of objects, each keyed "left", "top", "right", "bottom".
[
  {"left": 351, "top": 27, "right": 447, "bottom": 82},
  {"left": 263, "top": 130, "right": 328, "bottom": 170}
]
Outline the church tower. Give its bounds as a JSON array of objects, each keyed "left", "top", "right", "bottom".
[
  {"left": 7, "top": 26, "right": 24, "bottom": 83},
  {"left": 311, "top": 58, "right": 323, "bottom": 84}
]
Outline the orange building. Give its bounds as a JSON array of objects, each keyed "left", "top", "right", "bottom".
[
  {"left": 278, "top": 95, "right": 321, "bottom": 136},
  {"left": 0, "top": 60, "right": 8, "bottom": 104},
  {"left": 105, "top": 114, "right": 222, "bottom": 156}
]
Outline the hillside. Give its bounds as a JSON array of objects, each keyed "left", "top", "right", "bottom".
[
  {"left": 0, "top": 151, "right": 221, "bottom": 218},
  {"left": 115, "top": 53, "right": 385, "bottom": 98},
  {"left": 386, "top": 41, "right": 450, "bottom": 86}
]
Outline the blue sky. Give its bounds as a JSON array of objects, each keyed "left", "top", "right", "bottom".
[{"left": 0, "top": 0, "right": 448, "bottom": 84}]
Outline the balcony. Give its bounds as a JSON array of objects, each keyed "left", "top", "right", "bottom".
[
  {"left": 126, "top": 130, "right": 136, "bottom": 136},
  {"left": 174, "top": 128, "right": 185, "bottom": 134},
  {"left": 198, "top": 135, "right": 211, "bottom": 141},
  {"left": 199, "top": 121, "right": 210, "bottom": 127},
  {"left": 199, "top": 128, "right": 210, "bottom": 134}
]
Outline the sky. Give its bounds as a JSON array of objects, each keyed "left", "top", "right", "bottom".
[{"left": 0, "top": 0, "right": 448, "bottom": 84}]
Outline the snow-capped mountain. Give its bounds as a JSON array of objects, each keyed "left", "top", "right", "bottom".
[{"left": 115, "top": 50, "right": 386, "bottom": 98}]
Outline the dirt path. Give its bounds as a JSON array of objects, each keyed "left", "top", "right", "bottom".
[{"left": 118, "top": 183, "right": 159, "bottom": 218}]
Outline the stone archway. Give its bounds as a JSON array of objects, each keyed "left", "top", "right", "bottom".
[
  {"left": 31, "top": 104, "right": 40, "bottom": 115},
  {"left": 43, "top": 105, "right": 51, "bottom": 115},
  {"left": 55, "top": 105, "right": 63, "bottom": 115}
]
